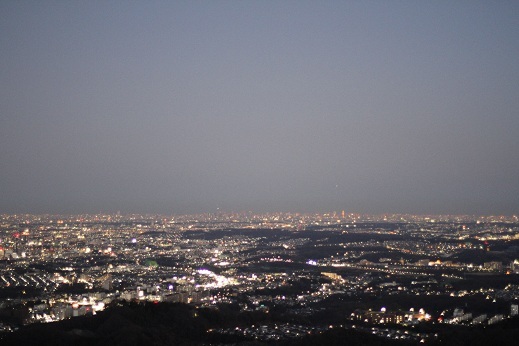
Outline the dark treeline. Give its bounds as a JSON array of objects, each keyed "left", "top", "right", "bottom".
[{"left": 1, "top": 301, "right": 518, "bottom": 346}]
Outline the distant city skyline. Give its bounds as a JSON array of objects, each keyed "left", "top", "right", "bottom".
[{"left": 1, "top": 1, "right": 518, "bottom": 215}]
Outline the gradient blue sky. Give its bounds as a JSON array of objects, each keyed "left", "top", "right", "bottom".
[{"left": 1, "top": 1, "right": 518, "bottom": 215}]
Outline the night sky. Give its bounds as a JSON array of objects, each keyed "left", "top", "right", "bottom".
[{"left": 1, "top": 1, "right": 518, "bottom": 215}]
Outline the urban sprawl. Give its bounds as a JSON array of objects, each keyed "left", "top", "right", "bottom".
[{"left": 1, "top": 212, "right": 519, "bottom": 343}]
